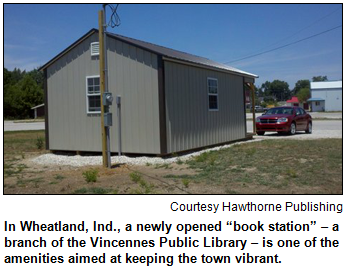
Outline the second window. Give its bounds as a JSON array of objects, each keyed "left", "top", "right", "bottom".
[
  {"left": 86, "top": 76, "right": 101, "bottom": 113},
  {"left": 208, "top": 78, "right": 218, "bottom": 111}
]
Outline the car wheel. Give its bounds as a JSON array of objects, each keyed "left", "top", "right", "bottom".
[
  {"left": 305, "top": 122, "right": 312, "bottom": 134},
  {"left": 289, "top": 122, "right": 296, "bottom": 135},
  {"left": 256, "top": 131, "right": 265, "bottom": 135}
]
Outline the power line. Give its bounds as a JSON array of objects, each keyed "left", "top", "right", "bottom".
[
  {"left": 236, "top": 7, "right": 342, "bottom": 60},
  {"left": 105, "top": 4, "right": 121, "bottom": 28},
  {"left": 224, "top": 25, "right": 341, "bottom": 64}
]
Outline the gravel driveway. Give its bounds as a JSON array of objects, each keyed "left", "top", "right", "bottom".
[
  {"left": 246, "top": 112, "right": 342, "bottom": 119},
  {"left": 247, "top": 120, "right": 342, "bottom": 140}
]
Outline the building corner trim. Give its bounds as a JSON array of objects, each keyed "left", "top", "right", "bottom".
[
  {"left": 158, "top": 56, "right": 168, "bottom": 155},
  {"left": 242, "top": 77, "right": 247, "bottom": 136},
  {"left": 43, "top": 69, "right": 49, "bottom": 150}
]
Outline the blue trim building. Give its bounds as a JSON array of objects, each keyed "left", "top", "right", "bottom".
[{"left": 308, "top": 81, "right": 342, "bottom": 112}]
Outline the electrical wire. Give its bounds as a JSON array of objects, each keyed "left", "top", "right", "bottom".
[
  {"left": 105, "top": 4, "right": 121, "bottom": 28},
  {"left": 224, "top": 25, "right": 341, "bottom": 64},
  {"left": 233, "top": 6, "right": 342, "bottom": 61}
]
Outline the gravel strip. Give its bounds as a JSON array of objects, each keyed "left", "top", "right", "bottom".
[
  {"left": 31, "top": 139, "right": 259, "bottom": 167},
  {"left": 30, "top": 128, "right": 341, "bottom": 167}
]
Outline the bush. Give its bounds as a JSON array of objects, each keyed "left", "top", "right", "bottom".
[
  {"left": 129, "top": 172, "right": 142, "bottom": 183},
  {"left": 182, "top": 178, "right": 190, "bottom": 188},
  {"left": 83, "top": 168, "right": 99, "bottom": 183},
  {"left": 36, "top": 137, "right": 44, "bottom": 150}
]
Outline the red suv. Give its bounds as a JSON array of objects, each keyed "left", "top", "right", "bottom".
[{"left": 255, "top": 106, "right": 312, "bottom": 135}]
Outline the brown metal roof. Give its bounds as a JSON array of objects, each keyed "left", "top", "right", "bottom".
[
  {"left": 108, "top": 32, "right": 258, "bottom": 78},
  {"left": 40, "top": 28, "right": 258, "bottom": 78}
]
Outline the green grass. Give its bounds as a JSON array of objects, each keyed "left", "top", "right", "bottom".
[
  {"left": 176, "top": 158, "right": 184, "bottom": 165},
  {"left": 154, "top": 163, "right": 171, "bottom": 169},
  {"left": 4, "top": 130, "right": 46, "bottom": 184},
  {"left": 5, "top": 164, "right": 29, "bottom": 177},
  {"left": 4, "top": 130, "right": 45, "bottom": 154},
  {"left": 182, "top": 178, "right": 190, "bottom": 188},
  {"left": 54, "top": 174, "right": 65, "bottom": 180},
  {"left": 182, "top": 139, "right": 341, "bottom": 192},
  {"left": 82, "top": 168, "right": 99, "bottom": 183},
  {"left": 163, "top": 174, "right": 192, "bottom": 179},
  {"left": 73, "top": 187, "right": 111, "bottom": 194},
  {"left": 129, "top": 172, "right": 155, "bottom": 194},
  {"left": 36, "top": 137, "right": 44, "bottom": 150}
]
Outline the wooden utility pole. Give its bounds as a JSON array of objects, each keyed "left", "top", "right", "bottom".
[
  {"left": 250, "top": 83, "right": 256, "bottom": 134},
  {"left": 99, "top": 10, "right": 108, "bottom": 167}
]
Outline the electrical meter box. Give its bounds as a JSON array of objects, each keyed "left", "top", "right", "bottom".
[
  {"left": 104, "top": 112, "right": 112, "bottom": 127},
  {"left": 103, "top": 92, "right": 113, "bottom": 106}
]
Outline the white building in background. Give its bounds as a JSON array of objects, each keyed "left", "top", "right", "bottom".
[{"left": 308, "top": 81, "right": 342, "bottom": 112}]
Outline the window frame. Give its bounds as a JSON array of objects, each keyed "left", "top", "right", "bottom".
[
  {"left": 86, "top": 75, "right": 101, "bottom": 114},
  {"left": 207, "top": 77, "right": 219, "bottom": 111}
]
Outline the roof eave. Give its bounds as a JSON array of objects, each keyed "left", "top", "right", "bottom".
[
  {"left": 31, "top": 103, "right": 45, "bottom": 109},
  {"left": 162, "top": 56, "right": 258, "bottom": 79}
]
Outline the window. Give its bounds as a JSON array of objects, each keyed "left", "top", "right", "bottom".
[
  {"left": 316, "top": 101, "right": 320, "bottom": 106},
  {"left": 208, "top": 78, "right": 218, "bottom": 111},
  {"left": 90, "top": 42, "right": 99, "bottom": 56},
  {"left": 86, "top": 76, "right": 101, "bottom": 113}
]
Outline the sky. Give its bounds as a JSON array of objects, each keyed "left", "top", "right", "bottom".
[{"left": 3, "top": 3, "right": 342, "bottom": 89}]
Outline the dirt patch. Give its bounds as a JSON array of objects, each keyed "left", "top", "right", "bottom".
[
  {"left": 4, "top": 156, "right": 198, "bottom": 194},
  {"left": 4, "top": 130, "right": 342, "bottom": 195}
]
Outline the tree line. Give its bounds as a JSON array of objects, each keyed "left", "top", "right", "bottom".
[
  {"left": 3, "top": 67, "right": 329, "bottom": 119},
  {"left": 253, "top": 75, "right": 328, "bottom": 107},
  {"left": 4, "top": 68, "right": 44, "bottom": 119}
]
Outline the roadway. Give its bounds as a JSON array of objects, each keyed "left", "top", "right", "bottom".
[
  {"left": 4, "top": 118, "right": 342, "bottom": 140},
  {"left": 247, "top": 120, "right": 342, "bottom": 139},
  {"left": 4, "top": 121, "right": 45, "bottom": 132}
]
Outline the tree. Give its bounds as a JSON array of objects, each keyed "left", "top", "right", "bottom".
[
  {"left": 4, "top": 68, "right": 12, "bottom": 86},
  {"left": 292, "top": 79, "right": 310, "bottom": 95},
  {"left": 260, "top": 81, "right": 272, "bottom": 97},
  {"left": 27, "top": 69, "right": 44, "bottom": 89},
  {"left": 260, "top": 80, "right": 291, "bottom": 101},
  {"left": 312, "top": 76, "right": 328, "bottom": 82},
  {"left": 4, "top": 73, "right": 43, "bottom": 119},
  {"left": 297, "top": 88, "right": 311, "bottom": 103},
  {"left": 11, "top": 68, "right": 26, "bottom": 83}
]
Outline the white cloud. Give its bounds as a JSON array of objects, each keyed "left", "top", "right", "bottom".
[
  {"left": 4, "top": 54, "right": 42, "bottom": 71},
  {"left": 4, "top": 43, "right": 38, "bottom": 51}
]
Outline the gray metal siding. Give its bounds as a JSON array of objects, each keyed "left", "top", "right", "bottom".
[
  {"left": 47, "top": 33, "right": 161, "bottom": 154},
  {"left": 47, "top": 34, "right": 101, "bottom": 152},
  {"left": 164, "top": 61, "right": 246, "bottom": 153},
  {"left": 107, "top": 37, "right": 160, "bottom": 154}
]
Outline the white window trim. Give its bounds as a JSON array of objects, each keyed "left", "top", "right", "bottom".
[
  {"left": 207, "top": 77, "right": 219, "bottom": 111},
  {"left": 86, "top": 75, "right": 101, "bottom": 114}
]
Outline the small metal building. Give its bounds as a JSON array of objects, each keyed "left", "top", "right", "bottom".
[
  {"left": 308, "top": 81, "right": 342, "bottom": 112},
  {"left": 39, "top": 29, "right": 258, "bottom": 155},
  {"left": 31, "top": 103, "right": 45, "bottom": 119}
]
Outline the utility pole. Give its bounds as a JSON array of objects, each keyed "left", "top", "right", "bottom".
[
  {"left": 99, "top": 7, "right": 112, "bottom": 168},
  {"left": 250, "top": 83, "right": 256, "bottom": 134}
]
